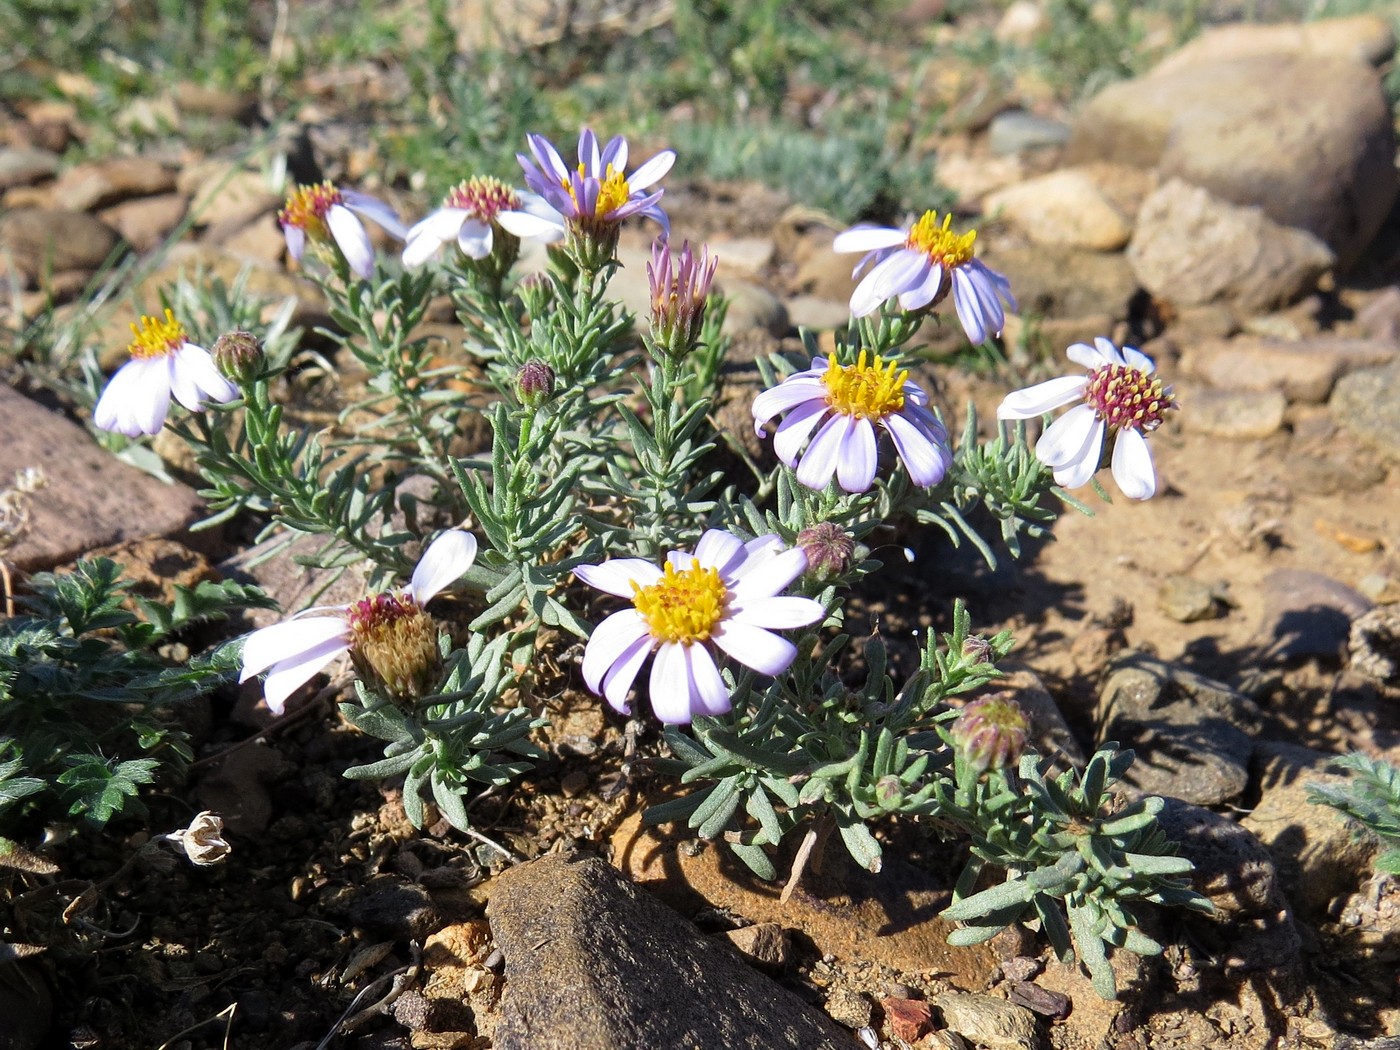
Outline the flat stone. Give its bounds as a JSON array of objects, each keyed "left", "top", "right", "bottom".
[
  {"left": 0, "top": 208, "right": 123, "bottom": 281},
  {"left": 722, "top": 923, "right": 790, "bottom": 972},
  {"left": 0, "top": 146, "right": 60, "bottom": 191},
  {"left": 721, "top": 279, "right": 789, "bottom": 338},
  {"left": 96, "top": 192, "right": 189, "bottom": 252},
  {"left": 986, "top": 110, "right": 1070, "bottom": 155},
  {"left": 1183, "top": 336, "right": 1396, "bottom": 404},
  {"left": 1258, "top": 568, "right": 1372, "bottom": 662},
  {"left": 1096, "top": 653, "right": 1260, "bottom": 805},
  {"left": 48, "top": 156, "right": 175, "bottom": 212},
  {"left": 487, "top": 853, "right": 849, "bottom": 1050},
  {"left": 708, "top": 236, "right": 775, "bottom": 277},
  {"left": 0, "top": 385, "right": 206, "bottom": 573},
  {"left": 934, "top": 993, "right": 1040, "bottom": 1050},
  {"left": 1330, "top": 360, "right": 1400, "bottom": 459},
  {"left": 1182, "top": 388, "right": 1287, "bottom": 440},
  {"left": 178, "top": 160, "right": 283, "bottom": 228},
  {"left": 1151, "top": 14, "right": 1395, "bottom": 75},
  {"left": 785, "top": 294, "right": 851, "bottom": 332},
  {"left": 983, "top": 168, "right": 1131, "bottom": 251},
  {"left": 1157, "top": 574, "right": 1225, "bottom": 623},
  {"left": 1128, "top": 180, "right": 1334, "bottom": 311},
  {"left": 979, "top": 243, "right": 1138, "bottom": 320}
]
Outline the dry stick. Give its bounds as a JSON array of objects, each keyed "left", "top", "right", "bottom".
[
  {"left": 155, "top": 1003, "right": 237, "bottom": 1050},
  {"left": 779, "top": 816, "right": 834, "bottom": 905},
  {"left": 1, "top": 558, "right": 13, "bottom": 617},
  {"left": 314, "top": 943, "right": 423, "bottom": 1048},
  {"left": 188, "top": 671, "right": 353, "bottom": 772}
]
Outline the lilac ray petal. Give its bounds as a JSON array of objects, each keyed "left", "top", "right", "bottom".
[
  {"left": 1111, "top": 427, "right": 1157, "bottom": 500},
  {"left": 728, "top": 547, "right": 808, "bottom": 602},
  {"left": 897, "top": 260, "right": 943, "bottom": 312},
  {"left": 575, "top": 559, "right": 662, "bottom": 597},
  {"left": 832, "top": 225, "right": 906, "bottom": 253},
  {"left": 628, "top": 150, "right": 675, "bottom": 191},
  {"left": 283, "top": 224, "right": 306, "bottom": 260},
  {"left": 684, "top": 644, "right": 731, "bottom": 717},
  {"left": 751, "top": 377, "right": 826, "bottom": 429},
  {"left": 601, "top": 134, "right": 628, "bottom": 172},
  {"left": 1035, "top": 403, "right": 1101, "bottom": 468},
  {"left": 261, "top": 637, "right": 351, "bottom": 715},
  {"left": 952, "top": 267, "right": 998, "bottom": 344},
  {"left": 648, "top": 643, "right": 694, "bottom": 724},
  {"left": 712, "top": 621, "right": 798, "bottom": 677},
  {"left": 327, "top": 205, "right": 374, "bottom": 279},
  {"left": 409, "top": 530, "right": 478, "bottom": 603},
  {"left": 240, "top": 615, "right": 351, "bottom": 680},
  {"left": 795, "top": 412, "right": 849, "bottom": 490},
  {"left": 581, "top": 609, "right": 650, "bottom": 693},
  {"left": 528, "top": 134, "right": 569, "bottom": 183},
  {"left": 600, "top": 634, "right": 652, "bottom": 714},
  {"left": 772, "top": 399, "right": 830, "bottom": 466},
  {"left": 457, "top": 218, "right": 493, "bottom": 259},
  {"left": 885, "top": 410, "right": 951, "bottom": 487},
  {"left": 850, "top": 249, "right": 924, "bottom": 317},
  {"left": 836, "top": 416, "right": 878, "bottom": 493},
  {"left": 578, "top": 128, "right": 600, "bottom": 176},
  {"left": 728, "top": 594, "right": 825, "bottom": 630},
  {"left": 996, "top": 375, "right": 1089, "bottom": 420},
  {"left": 343, "top": 192, "right": 407, "bottom": 239}
]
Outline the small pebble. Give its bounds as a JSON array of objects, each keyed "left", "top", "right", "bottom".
[
  {"left": 1158, "top": 575, "right": 1224, "bottom": 623},
  {"left": 825, "top": 987, "right": 874, "bottom": 1029},
  {"left": 560, "top": 770, "right": 590, "bottom": 797}
]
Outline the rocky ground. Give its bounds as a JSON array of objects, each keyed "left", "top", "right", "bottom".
[{"left": 3, "top": 5, "right": 1400, "bottom": 1050}]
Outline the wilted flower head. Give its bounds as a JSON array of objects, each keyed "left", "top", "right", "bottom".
[
  {"left": 952, "top": 695, "right": 1030, "bottom": 772},
  {"left": 796, "top": 522, "right": 855, "bottom": 579},
  {"left": 647, "top": 237, "right": 717, "bottom": 358},
  {"left": 513, "top": 360, "right": 555, "bottom": 408},
  {"left": 166, "top": 811, "right": 231, "bottom": 866},
  {"left": 211, "top": 328, "right": 264, "bottom": 384},
  {"left": 500, "top": 129, "right": 675, "bottom": 271},
  {"left": 751, "top": 352, "right": 952, "bottom": 493},
  {"left": 279, "top": 181, "right": 407, "bottom": 280},
  {"left": 833, "top": 210, "right": 1015, "bottom": 345},
  {"left": 239, "top": 530, "right": 477, "bottom": 713},
  {"left": 574, "top": 530, "right": 824, "bottom": 724},
  {"left": 996, "top": 336, "right": 1176, "bottom": 500},
  {"left": 93, "top": 309, "right": 239, "bottom": 437}
]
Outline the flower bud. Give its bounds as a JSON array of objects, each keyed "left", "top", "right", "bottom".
[
  {"left": 951, "top": 694, "right": 1030, "bottom": 772},
  {"left": 647, "top": 238, "right": 717, "bottom": 358},
  {"left": 875, "top": 775, "right": 905, "bottom": 811},
  {"left": 167, "top": 811, "right": 231, "bottom": 866},
  {"left": 961, "top": 635, "right": 994, "bottom": 664},
  {"left": 514, "top": 361, "right": 555, "bottom": 409},
  {"left": 796, "top": 522, "right": 854, "bottom": 579},
  {"left": 212, "top": 329, "right": 264, "bottom": 384}
]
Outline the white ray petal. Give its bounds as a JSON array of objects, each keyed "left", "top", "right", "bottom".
[
  {"left": 712, "top": 621, "right": 797, "bottom": 677},
  {"left": 327, "top": 205, "right": 374, "bottom": 279},
  {"left": 728, "top": 595, "right": 825, "bottom": 630},
  {"left": 1035, "top": 403, "right": 1102, "bottom": 469},
  {"left": 996, "top": 376, "right": 1088, "bottom": 419},
  {"left": 408, "top": 530, "right": 478, "bottom": 603},
  {"left": 574, "top": 559, "right": 662, "bottom": 598},
  {"left": 582, "top": 609, "right": 650, "bottom": 693},
  {"left": 240, "top": 615, "right": 351, "bottom": 680},
  {"left": 1111, "top": 427, "right": 1157, "bottom": 500},
  {"left": 832, "top": 225, "right": 906, "bottom": 253}
]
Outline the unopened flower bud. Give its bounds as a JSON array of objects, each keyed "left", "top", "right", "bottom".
[
  {"left": 951, "top": 694, "right": 1030, "bottom": 772},
  {"left": 514, "top": 361, "right": 555, "bottom": 409},
  {"left": 167, "top": 811, "right": 231, "bottom": 866},
  {"left": 517, "top": 272, "right": 554, "bottom": 318},
  {"left": 961, "top": 635, "right": 994, "bottom": 664},
  {"left": 875, "top": 775, "right": 904, "bottom": 810},
  {"left": 212, "top": 329, "right": 264, "bottom": 384},
  {"left": 647, "top": 238, "right": 717, "bottom": 358},
  {"left": 797, "top": 522, "right": 854, "bottom": 579}
]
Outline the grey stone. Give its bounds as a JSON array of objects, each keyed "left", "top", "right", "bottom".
[
  {"left": 1258, "top": 568, "right": 1372, "bottom": 662},
  {"left": 1157, "top": 575, "right": 1225, "bottom": 623},
  {"left": 987, "top": 110, "right": 1071, "bottom": 155},
  {"left": 1096, "top": 653, "right": 1260, "bottom": 805},
  {"left": 722, "top": 923, "right": 790, "bottom": 972},
  {"left": 721, "top": 279, "right": 790, "bottom": 338},
  {"left": 785, "top": 295, "right": 851, "bottom": 332},
  {"left": 1183, "top": 336, "right": 1396, "bottom": 405},
  {"left": 1182, "top": 388, "right": 1287, "bottom": 440},
  {"left": 0, "top": 146, "right": 60, "bottom": 191},
  {"left": 487, "top": 853, "right": 850, "bottom": 1050},
  {"left": 1331, "top": 360, "right": 1400, "bottom": 459},
  {"left": 346, "top": 881, "right": 441, "bottom": 941},
  {"left": 1128, "top": 180, "right": 1334, "bottom": 312},
  {"left": 0, "top": 208, "right": 123, "bottom": 281},
  {"left": 1069, "top": 52, "right": 1396, "bottom": 268},
  {"left": 934, "top": 993, "right": 1040, "bottom": 1050},
  {"left": 0, "top": 385, "right": 207, "bottom": 573}
]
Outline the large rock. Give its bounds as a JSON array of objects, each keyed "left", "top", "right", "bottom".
[
  {"left": 1330, "top": 360, "right": 1400, "bottom": 460},
  {"left": 982, "top": 168, "right": 1131, "bottom": 251},
  {"left": 1068, "top": 50, "right": 1396, "bottom": 268},
  {"left": 1151, "top": 14, "right": 1396, "bottom": 75},
  {"left": 1096, "top": 653, "right": 1260, "bottom": 806},
  {"left": 1182, "top": 336, "right": 1397, "bottom": 405},
  {"left": 0, "top": 146, "right": 60, "bottom": 191},
  {"left": 487, "top": 853, "right": 850, "bottom": 1050},
  {"left": 0, "top": 385, "right": 206, "bottom": 573},
  {"left": 0, "top": 208, "right": 123, "bottom": 281},
  {"left": 1127, "top": 180, "right": 1334, "bottom": 311},
  {"left": 978, "top": 243, "right": 1139, "bottom": 320}
]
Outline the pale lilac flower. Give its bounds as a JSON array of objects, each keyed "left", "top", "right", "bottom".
[
  {"left": 996, "top": 336, "right": 1176, "bottom": 500},
  {"left": 751, "top": 351, "right": 952, "bottom": 493},
  {"left": 575, "top": 530, "right": 824, "bottom": 724},
  {"left": 278, "top": 181, "right": 407, "bottom": 280},
  {"left": 833, "top": 210, "right": 1015, "bottom": 344},
  {"left": 497, "top": 129, "right": 674, "bottom": 250},
  {"left": 94, "top": 309, "right": 238, "bottom": 437},
  {"left": 402, "top": 176, "right": 559, "bottom": 269},
  {"left": 239, "top": 530, "right": 477, "bottom": 714}
]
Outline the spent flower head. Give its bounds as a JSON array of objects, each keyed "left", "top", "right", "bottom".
[
  {"left": 796, "top": 522, "right": 855, "bottom": 580},
  {"left": 833, "top": 210, "right": 1015, "bottom": 344},
  {"left": 574, "top": 530, "right": 824, "bottom": 724},
  {"left": 404, "top": 176, "right": 559, "bottom": 283},
  {"left": 239, "top": 530, "right": 477, "bottom": 713},
  {"left": 647, "top": 237, "right": 717, "bottom": 358},
  {"left": 500, "top": 129, "right": 675, "bottom": 271},
  {"left": 94, "top": 309, "right": 239, "bottom": 437},
  {"left": 996, "top": 336, "right": 1176, "bottom": 500},
  {"left": 165, "top": 811, "right": 231, "bottom": 866},
  {"left": 211, "top": 328, "right": 264, "bottom": 385},
  {"left": 952, "top": 694, "right": 1030, "bottom": 771},
  {"left": 279, "top": 181, "right": 407, "bottom": 280},
  {"left": 751, "top": 351, "right": 952, "bottom": 493}
]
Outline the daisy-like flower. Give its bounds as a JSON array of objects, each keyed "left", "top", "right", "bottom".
[
  {"left": 278, "top": 181, "right": 407, "bottom": 280},
  {"left": 647, "top": 237, "right": 717, "bottom": 358},
  {"left": 833, "top": 210, "right": 1015, "bottom": 344},
  {"left": 498, "top": 129, "right": 675, "bottom": 269},
  {"left": 996, "top": 336, "right": 1177, "bottom": 500},
  {"left": 93, "top": 309, "right": 239, "bottom": 437},
  {"left": 402, "top": 176, "right": 560, "bottom": 280},
  {"left": 239, "top": 530, "right": 477, "bottom": 714},
  {"left": 575, "top": 530, "right": 824, "bottom": 724},
  {"left": 751, "top": 351, "right": 952, "bottom": 493}
]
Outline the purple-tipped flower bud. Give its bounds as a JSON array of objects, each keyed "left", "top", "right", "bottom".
[
  {"left": 951, "top": 694, "right": 1030, "bottom": 772},
  {"left": 514, "top": 361, "right": 555, "bottom": 409},
  {"left": 961, "top": 635, "right": 995, "bottom": 664},
  {"left": 796, "top": 522, "right": 854, "bottom": 580},
  {"left": 875, "top": 775, "right": 904, "bottom": 811},
  {"left": 647, "top": 237, "right": 717, "bottom": 358},
  {"left": 211, "top": 329, "right": 264, "bottom": 384}
]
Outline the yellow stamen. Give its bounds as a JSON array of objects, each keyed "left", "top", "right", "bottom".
[
  {"left": 564, "top": 163, "right": 632, "bottom": 219},
  {"left": 632, "top": 558, "right": 727, "bottom": 645},
  {"left": 127, "top": 309, "right": 186, "bottom": 360},
  {"left": 906, "top": 210, "right": 977, "bottom": 268},
  {"left": 823, "top": 350, "right": 908, "bottom": 421},
  {"left": 278, "top": 181, "right": 343, "bottom": 241}
]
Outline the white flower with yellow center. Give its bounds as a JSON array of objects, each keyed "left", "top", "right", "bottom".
[
  {"left": 575, "top": 530, "right": 824, "bottom": 724},
  {"left": 93, "top": 310, "right": 239, "bottom": 437},
  {"left": 278, "top": 181, "right": 406, "bottom": 280},
  {"left": 997, "top": 337, "right": 1177, "bottom": 500},
  {"left": 751, "top": 351, "right": 952, "bottom": 493},
  {"left": 833, "top": 210, "right": 1015, "bottom": 344}
]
